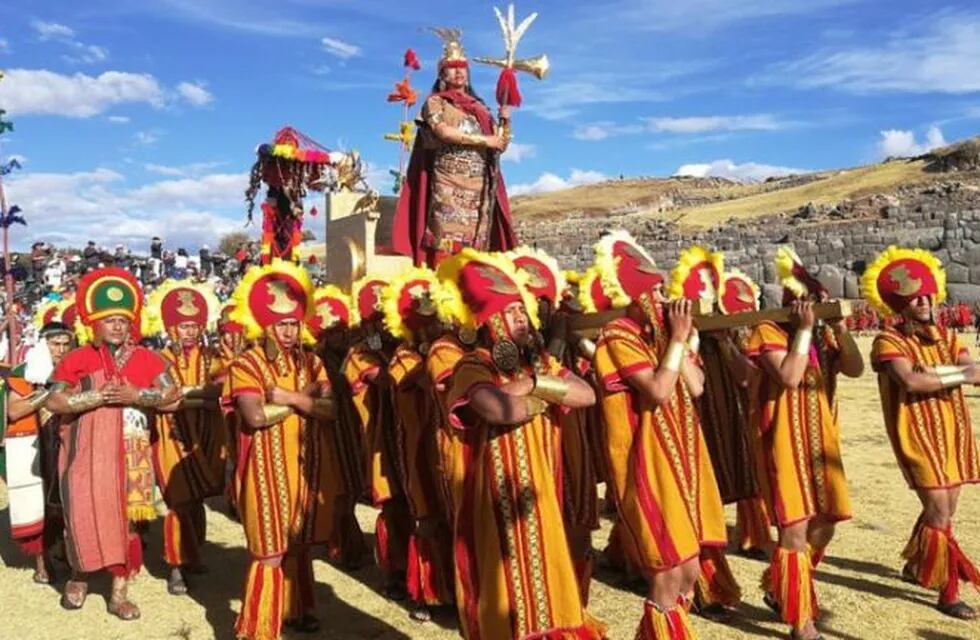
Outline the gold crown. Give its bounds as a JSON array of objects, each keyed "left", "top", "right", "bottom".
[{"left": 431, "top": 27, "right": 467, "bottom": 66}]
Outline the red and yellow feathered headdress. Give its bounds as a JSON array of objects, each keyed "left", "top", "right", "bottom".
[
  {"left": 861, "top": 246, "right": 946, "bottom": 316},
  {"left": 718, "top": 269, "right": 761, "bottom": 314},
  {"left": 350, "top": 275, "right": 388, "bottom": 327},
  {"left": 230, "top": 260, "right": 314, "bottom": 340},
  {"left": 577, "top": 266, "right": 614, "bottom": 314},
  {"left": 436, "top": 248, "right": 539, "bottom": 332},
  {"left": 218, "top": 303, "right": 243, "bottom": 334},
  {"left": 594, "top": 230, "right": 662, "bottom": 308},
  {"left": 668, "top": 245, "right": 724, "bottom": 303},
  {"left": 145, "top": 279, "right": 221, "bottom": 337},
  {"left": 431, "top": 27, "right": 467, "bottom": 70},
  {"left": 306, "top": 285, "right": 353, "bottom": 341},
  {"left": 775, "top": 246, "right": 826, "bottom": 302},
  {"left": 507, "top": 246, "right": 567, "bottom": 307},
  {"left": 382, "top": 266, "right": 441, "bottom": 343},
  {"left": 34, "top": 299, "right": 62, "bottom": 330}
]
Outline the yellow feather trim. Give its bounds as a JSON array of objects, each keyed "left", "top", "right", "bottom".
[
  {"left": 506, "top": 246, "right": 568, "bottom": 304},
  {"left": 668, "top": 245, "right": 725, "bottom": 302},
  {"left": 302, "top": 284, "right": 352, "bottom": 345},
  {"left": 593, "top": 230, "right": 655, "bottom": 309},
  {"left": 144, "top": 278, "right": 222, "bottom": 337},
  {"left": 861, "top": 245, "right": 947, "bottom": 316},
  {"left": 33, "top": 300, "right": 60, "bottom": 331},
  {"left": 577, "top": 267, "right": 603, "bottom": 314},
  {"left": 381, "top": 265, "right": 440, "bottom": 342},
  {"left": 230, "top": 260, "right": 314, "bottom": 340},
  {"left": 435, "top": 248, "right": 540, "bottom": 329},
  {"left": 775, "top": 246, "right": 807, "bottom": 299}
]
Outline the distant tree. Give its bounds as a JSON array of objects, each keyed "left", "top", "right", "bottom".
[{"left": 219, "top": 231, "right": 251, "bottom": 256}]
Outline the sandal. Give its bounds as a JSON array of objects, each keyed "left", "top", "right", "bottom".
[
  {"left": 410, "top": 606, "right": 433, "bottom": 622},
  {"left": 167, "top": 568, "right": 189, "bottom": 596},
  {"left": 695, "top": 602, "right": 735, "bottom": 623},
  {"left": 107, "top": 597, "right": 141, "bottom": 621},
  {"left": 60, "top": 580, "right": 88, "bottom": 610},
  {"left": 938, "top": 600, "right": 979, "bottom": 620}
]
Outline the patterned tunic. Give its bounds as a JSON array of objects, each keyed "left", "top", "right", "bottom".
[
  {"left": 422, "top": 95, "right": 492, "bottom": 253},
  {"left": 447, "top": 349, "right": 601, "bottom": 640},
  {"left": 746, "top": 321, "right": 852, "bottom": 527},
  {"left": 594, "top": 317, "right": 726, "bottom": 575},
  {"left": 871, "top": 326, "right": 980, "bottom": 489},
  {"left": 229, "top": 343, "right": 332, "bottom": 558}
]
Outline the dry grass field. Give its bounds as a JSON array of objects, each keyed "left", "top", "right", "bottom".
[{"left": 1, "top": 337, "right": 979, "bottom": 639}]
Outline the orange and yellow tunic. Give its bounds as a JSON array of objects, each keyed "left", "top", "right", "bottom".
[
  {"left": 426, "top": 333, "right": 467, "bottom": 516},
  {"left": 746, "top": 321, "right": 851, "bottom": 527},
  {"left": 153, "top": 345, "right": 226, "bottom": 507},
  {"left": 229, "top": 343, "right": 333, "bottom": 558},
  {"left": 447, "top": 349, "right": 601, "bottom": 640},
  {"left": 871, "top": 326, "right": 980, "bottom": 489},
  {"left": 344, "top": 344, "right": 402, "bottom": 505},
  {"left": 594, "top": 317, "right": 726, "bottom": 575},
  {"left": 214, "top": 345, "right": 242, "bottom": 497},
  {"left": 560, "top": 352, "right": 601, "bottom": 531}
]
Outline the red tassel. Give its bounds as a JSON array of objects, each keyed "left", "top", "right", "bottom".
[
  {"left": 404, "top": 48, "right": 421, "bottom": 71},
  {"left": 496, "top": 68, "right": 522, "bottom": 107}
]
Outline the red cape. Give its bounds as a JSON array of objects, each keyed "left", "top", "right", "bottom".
[{"left": 392, "top": 90, "right": 517, "bottom": 266}]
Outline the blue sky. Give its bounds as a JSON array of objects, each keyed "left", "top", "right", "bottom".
[{"left": 1, "top": 0, "right": 979, "bottom": 251}]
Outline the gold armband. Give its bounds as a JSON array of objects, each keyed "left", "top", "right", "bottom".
[
  {"left": 459, "top": 133, "right": 489, "bottom": 148},
  {"left": 578, "top": 337, "right": 597, "bottom": 360},
  {"left": 531, "top": 374, "right": 570, "bottom": 405},
  {"left": 937, "top": 366, "right": 967, "bottom": 389},
  {"left": 137, "top": 388, "right": 165, "bottom": 408},
  {"left": 312, "top": 397, "right": 336, "bottom": 421},
  {"left": 181, "top": 385, "right": 205, "bottom": 398},
  {"left": 27, "top": 389, "right": 52, "bottom": 412},
  {"left": 792, "top": 329, "right": 812, "bottom": 356},
  {"left": 524, "top": 395, "right": 548, "bottom": 419},
  {"left": 662, "top": 341, "right": 686, "bottom": 373},
  {"left": 262, "top": 403, "right": 293, "bottom": 426},
  {"left": 66, "top": 390, "right": 104, "bottom": 413},
  {"left": 687, "top": 332, "right": 700, "bottom": 355}
]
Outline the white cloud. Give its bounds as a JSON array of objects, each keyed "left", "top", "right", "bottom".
[
  {"left": 32, "top": 20, "right": 108, "bottom": 64},
  {"left": 0, "top": 38, "right": 10, "bottom": 53},
  {"left": 509, "top": 169, "right": 606, "bottom": 196},
  {"left": 769, "top": 11, "right": 980, "bottom": 94},
  {"left": 502, "top": 142, "right": 537, "bottom": 163},
  {"left": 876, "top": 126, "right": 947, "bottom": 159},
  {"left": 176, "top": 81, "right": 214, "bottom": 106},
  {"left": 572, "top": 122, "right": 644, "bottom": 141},
  {"left": 107, "top": 115, "right": 131, "bottom": 124},
  {"left": 647, "top": 114, "right": 785, "bottom": 133},
  {"left": 134, "top": 130, "right": 160, "bottom": 145},
  {"left": 0, "top": 69, "right": 164, "bottom": 117},
  {"left": 5, "top": 168, "right": 247, "bottom": 250},
  {"left": 321, "top": 37, "right": 361, "bottom": 60},
  {"left": 674, "top": 159, "right": 806, "bottom": 183},
  {"left": 32, "top": 21, "right": 75, "bottom": 40},
  {"left": 144, "top": 161, "right": 226, "bottom": 177}
]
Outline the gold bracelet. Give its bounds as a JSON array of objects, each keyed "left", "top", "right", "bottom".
[
  {"left": 531, "top": 374, "right": 570, "bottom": 405},
  {"left": 459, "top": 133, "right": 489, "bottom": 148},
  {"left": 687, "top": 332, "right": 700, "bottom": 355},
  {"left": 792, "top": 329, "right": 813, "bottom": 356},
  {"left": 27, "top": 389, "right": 52, "bottom": 411},
  {"left": 524, "top": 395, "right": 548, "bottom": 419},
  {"left": 66, "top": 390, "right": 104, "bottom": 413},
  {"left": 933, "top": 365, "right": 964, "bottom": 377},
  {"left": 939, "top": 371, "right": 967, "bottom": 389},
  {"left": 662, "top": 341, "right": 686, "bottom": 373},
  {"left": 137, "top": 388, "right": 165, "bottom": 408},
  {"left": 262, "top": 403, "right": 293, "bottom": 426}
]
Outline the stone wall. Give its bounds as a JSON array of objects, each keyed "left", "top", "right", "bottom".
[{"left": 516, "top": 181, "right": 980, "bottom": 305}]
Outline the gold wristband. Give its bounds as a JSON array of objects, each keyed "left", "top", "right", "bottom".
[
  {"left": 792, "top": 329, "right": 813, "bottom": 357},
  {"left": 687, "top": 332, "right": 700, "bottom": 355},
  {"left": 459, "top": 133, "right": 489, "bottom": 148},
  {"left": 939, "top": 371, "right": 967, "bottom": 389},
  {"left": 578, "top": 338, "right": 597, "bottom": 360},
  {"left": 933, "top": 365, "right": 964, "bottom": 377},
  {"left": 66, "top": 390, "right": 104, "bottom": 413},
  {"left": 524, "top": 395, "right": 548, "bottom": 419},
  {"left": 662, "top": 341, "right": 686, "bottom": 373},
  {"left": 262, "top": 403, "right": 293, "bottom": 426},
  {"left": 531, "top": 374, "right": 570, "bottom": 405},
  {"left": 27, "top": 389, "right": 53, "bottom": 411}
]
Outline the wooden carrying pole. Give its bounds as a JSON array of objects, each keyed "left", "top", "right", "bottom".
[{"left": 569, "top": 300, "right": 852, "bottom": 340}]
